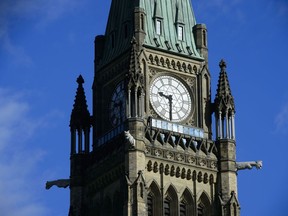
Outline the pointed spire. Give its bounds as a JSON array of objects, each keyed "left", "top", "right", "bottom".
[
  {"left": 214, "top": 59, "right": 235, "bottom": 112},
  {"left": 70, "top": 75, "right": 91, "bottom": 128},
  {"left": 127, "top": 38, "right": 143, "bottom": 87}
]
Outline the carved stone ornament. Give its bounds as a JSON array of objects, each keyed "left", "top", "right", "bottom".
[
  {"left": 145, "top": 146, "right": 151, "bottom": 154},
  {"left": 187, "top": 156, "right": 196, "bottom": 164},
  {"left": 210, "top": 161, "right": 217, "bottom": 169},
  {"left": 124, "top": 130, "right": 135, "bottom": 147},
  {"left": 46, "top": 179, "right": 70, "bottom": 190},
  {"left": 199, "top": 159, "right": 207, "bottom": 167},
  {"left": 166, "top": 151, "right": 174, "bottom": 160},
  {"left": 176, "top": 154, "right": 185, "bottom": 162},
  {"left": 154, "top": 149, "right": 162, "bottom": 157},
  {"left": 236, "top": 160, "right": 262, "bottom": 171}
]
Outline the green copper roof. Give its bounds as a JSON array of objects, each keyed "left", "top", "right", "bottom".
[
  {"left": 98, "top": 0, "right": 202, "bottom": 67},
  {"left": 141, "top": 0, "right": 201, "bottom": 58}
]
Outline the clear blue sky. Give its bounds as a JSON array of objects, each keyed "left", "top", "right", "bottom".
[{"left": 0, "top": 0, "right": 287, "bottom": 215}]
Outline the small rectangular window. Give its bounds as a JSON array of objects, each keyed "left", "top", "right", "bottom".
[
  {"left": 156, "top": 20, "right": 162, "bottom": 35},
  {"left": 178, "top": 25, "right": 184, "bottom": 40}
]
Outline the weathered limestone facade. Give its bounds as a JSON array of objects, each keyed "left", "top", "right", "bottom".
[{"left": 67, "top": 1, "right": 243, "bottom": 216}]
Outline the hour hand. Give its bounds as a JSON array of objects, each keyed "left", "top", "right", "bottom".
[
  {"left": 158, "top": 92, "right": 172, "bottom": 101},
  {"left": 158, "top": 92, "right": 165, "bottom": 97}
]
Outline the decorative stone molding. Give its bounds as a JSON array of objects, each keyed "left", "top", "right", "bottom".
[
  {"left": 145, "top": 145, "right": 217, "bottom": 171},
  {"left": 146, "top": 160, "right": 216, "bottom": 185},
  {"left": 147, "top": 54, "right": 198, "bottom": 74}
]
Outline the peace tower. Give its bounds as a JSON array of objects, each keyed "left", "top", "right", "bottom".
[{"left": 46, "top": 0, "right": 262, "bottom": 215}]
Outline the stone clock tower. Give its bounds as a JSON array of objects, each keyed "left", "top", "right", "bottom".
[{"left": 64, "top": 0, "right": 251, "bottom": 216}]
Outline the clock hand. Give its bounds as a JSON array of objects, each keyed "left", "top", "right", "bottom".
[{"left": 158, "top": 92, "right": 173, "bottom": 121}]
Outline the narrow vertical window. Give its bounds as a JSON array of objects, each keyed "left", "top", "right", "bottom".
[
  {"left": 203, "top": 30, "right": 207, "bottom": 47},
  {"left": 140, "top": 14, "right": 144, "bottom": 31},
  {"left": 178, "top": 25, "right": 184, "bottom": 40},
  {"left": 156, "top": 19, "right": 162, "bottom": 35}
]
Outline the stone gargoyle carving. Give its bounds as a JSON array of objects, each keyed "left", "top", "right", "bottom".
[
  {"left": 46, "top": 179, "right": 70, "bottom": 190},
  {"left": 124, "top": 130, "right": 135, "bottom": 147},
  {"left": 235, "top": 160, "right": 262, "bottom": 171}
]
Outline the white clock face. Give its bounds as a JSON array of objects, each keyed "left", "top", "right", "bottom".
[
  {"left": 109, "top": 81, "right": 126, "bottom": 126},
  {"left": 150, "top": 75, "right": 191, "bottom": 122}
]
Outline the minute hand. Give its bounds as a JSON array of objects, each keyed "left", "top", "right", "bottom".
[{"left": 158, "top": 92, "right": 173, "bottom": 121}]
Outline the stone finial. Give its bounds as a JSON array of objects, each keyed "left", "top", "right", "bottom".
[
  {"left": 219, "top": 59, "right": 227, "bottom": 69},
  {"left": 76, "top": 75, "right": 84, "bottom": 85}
]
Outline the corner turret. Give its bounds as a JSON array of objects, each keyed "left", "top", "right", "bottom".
[
  {"left": 214, "top": 60, "right": 235, "bottom": 140},
  {"left": 70, "top": 75, "right": 91, "bottom": 154}
]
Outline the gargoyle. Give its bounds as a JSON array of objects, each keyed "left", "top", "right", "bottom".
[
  {"left": 235, "top": 161, "right": 262, "bottom": 171},
  {"left": 124, "top": 130, "right": 135, "bottom": 147},
  {"left": 46, "top": 179, "right": 70, "bottom": 190}
]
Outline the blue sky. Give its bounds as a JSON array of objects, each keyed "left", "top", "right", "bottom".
[{"left": 0, "top": 0, "right": 287, "bottom": 215}]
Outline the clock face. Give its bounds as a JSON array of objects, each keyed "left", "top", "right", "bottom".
[
  {"left": 109, "top": 81, "right": 126, "bottom": 126},
  {"left": 150, "top": 75, "right": 191, "bottom": 122}
]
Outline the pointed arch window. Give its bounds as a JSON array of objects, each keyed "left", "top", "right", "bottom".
[
  {"left": 147, "top": 182, "right": 162, "bottom": 216},
  {"left": 180, "top": 189, "right": 194, "bottom": 216},
  {"left": 164, "top": 185, "right": 178, "bottom": 216},
  {"left": 197, "top": 192, "right": 211, "bottom": 216}
]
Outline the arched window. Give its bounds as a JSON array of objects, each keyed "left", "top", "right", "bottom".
[
  {"left": 197, "top": 192, "right": 211, "bottom": 216},
  {"left": 165, "top": 185, "right": 178, "bottom": 216},
  {"left": 147, "top": 181, "right": 161, "bottom": 216},
  {"left": 180, "top": 188, "right": 194, "bottom": 216}
]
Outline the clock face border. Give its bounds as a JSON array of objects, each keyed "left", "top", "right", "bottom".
[
  {"left": 149, "top": 75, "right": 192, "bottom": 122},
  {"left": 109, "top": 81, "right": 126, "bottom": 127}
]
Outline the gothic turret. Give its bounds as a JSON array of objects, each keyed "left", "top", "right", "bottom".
[
  {"left": 214, "top": 59, "right": 236, "bottom": 140},
  {"left": 70, "top": 75, "right": 91, "bottom": 154},
  {"left": 214, "top": 60, "right": 240, "bottom": 215}
]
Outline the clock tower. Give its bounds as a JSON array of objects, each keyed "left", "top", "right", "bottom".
[{"left": 67, "top": 0, "right": 242, "bottom": 215}]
